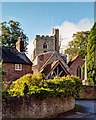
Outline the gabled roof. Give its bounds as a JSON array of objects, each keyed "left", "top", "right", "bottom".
[
  {"left": 1, "top": 46, "right": 32, "bottom": 65},
  {"left": 68, "top": 55, "right": 82, "bottom": 67},
  {"left": 42, "top": 60, "right": 70, "bottom": 78},
  {"left": 51, "top": 60, "right": 70, "bottom": 75},
  {"left": 40, "top": 51, "right": 56, "bottom": 70},
  {"left": 40, "top": 51, "right": 69, "bottom": 72},
  {"left": 71, "top": 55, "right": 79, "bottom": 62}
]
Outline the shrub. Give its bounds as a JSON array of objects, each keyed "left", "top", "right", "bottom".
[{"left": 8, "top": 73, "right": 82, "bottom": 99}]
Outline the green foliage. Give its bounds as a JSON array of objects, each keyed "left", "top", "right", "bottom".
[
  {"left": 23, "top": 83, "right": 29, "bottom": 95},
  {"left": 8, "top": 72, "right": 45, "bottom": 97},
  {"left": 87, "top": 23, "right": 96, "bottom": 84},
  {"left": 0, "top": 61, "right": 6, "bottom": 81},
  {"left": 0, "top": 61, "right": 10, "bottom": 98},
  {"left": 0, "top": 20, "right": 29, "bottom": 52},
  {"left": 8, "top": 73, "right": 82, "bottom": 100},
  {"left": 64, "top": 31, "right": 90, "bottom": 60},
  {"left": 0, "top": 61, "right": 7, "bottom": 90},
  {"left": 2, "top": 91, "right": 10, "bottom": 98}
]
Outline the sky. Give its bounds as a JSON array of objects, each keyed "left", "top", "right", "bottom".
[{"left": 2, "top": 2, "right": 94, "bottom": 59}]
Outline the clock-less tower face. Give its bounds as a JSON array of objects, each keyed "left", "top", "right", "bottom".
[
  {"left": 31, "top": 28, "right": 59, "bottom": 61},
  {"left": 36, "top": 28, "right": 59, "bottom": 55}
]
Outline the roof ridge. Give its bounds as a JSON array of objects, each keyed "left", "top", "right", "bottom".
[
  {"left": 18, "top": 52, "right": 32, "bottom": 64},
  {"left": 46, "top": 60, "right": 70, "bottom": 77},
  {"left": 2, "top": 47, "right": 32, "bottom": 65},
  {"left": 71, "top": 55, "right": 79, "bottom": 62},
  {"left": 68, "top": 55, "right": 81, "bottom": 67},
  {"left": 58, "top": 60, "right": 70, "bottom": 74}
]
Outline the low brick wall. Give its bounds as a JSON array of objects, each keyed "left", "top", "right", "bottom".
[
  {"left": 2, "top": 95, "right": 75, "bottom": 118},
  {"left": 78, "top": 85, "right": 96, "bottom": 99}
]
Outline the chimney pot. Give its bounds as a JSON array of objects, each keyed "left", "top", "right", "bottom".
[{"left": 18, "top": 37, "right": 22, "bottom": 41}]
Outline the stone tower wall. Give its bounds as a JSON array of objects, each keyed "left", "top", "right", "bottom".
[
  {"left": 32, "top": 28, "right": 60, "bottom": 61},
  {"left": 35, "top": 35, "right": 55, "bottom": 55},
  {"left": 52, "top": 28, "right": 59, "bottom": 53}
]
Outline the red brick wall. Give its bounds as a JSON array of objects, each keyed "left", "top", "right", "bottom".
[
  {"left": 69, "top": 56, "right": 84, "bottom": 79},
  {"left": 3, "top": 63, "right": 32, "bottom": 82}
]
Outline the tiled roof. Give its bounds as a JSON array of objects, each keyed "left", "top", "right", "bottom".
[
  {"left": 1, "top": 46, "right": 32, "bottom": 65},
  {"left": 58, "top": 60, "right": 70, "bottom": 74},
  {"left": 68, "top": 55, "right": 80, "bottom": 67},
  {"left": 51, "top": 60, "right": 59, "bottom": 69},
  {"left": 71, "top": 55, "right": 79, "bottom": 62},
  {"left": 43, "top": 60, "right": 70, "bottom": 76},
  {"left": 51, "top": 60, "right": 70, "bottom": 75},
  {"left": 40, "top": 51, "right": 56, "bottom": 70}
]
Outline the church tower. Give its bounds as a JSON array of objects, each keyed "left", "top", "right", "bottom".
[
  {"left": 52, "top": 28, "right": 59, "bottom": 53},
  {"left": 31, "top": 28, "right": 60, "bottom": 61}
]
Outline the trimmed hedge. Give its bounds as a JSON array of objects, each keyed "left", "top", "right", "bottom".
[{"left": 7, "top": 72, "right": 82, "bottom": 100}]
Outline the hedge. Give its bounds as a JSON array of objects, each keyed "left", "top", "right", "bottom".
[{"left": 4, "top": 72, "right": 82, "bottom": 100}]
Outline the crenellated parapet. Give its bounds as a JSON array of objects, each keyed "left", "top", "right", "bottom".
[
  {"left": 35, "top": 35, "right": 55, "bottom": 39},
  {"left": 32, "top": 28, "right": 59, "bottom": 61}
]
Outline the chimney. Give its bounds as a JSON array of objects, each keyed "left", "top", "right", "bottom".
[{"left": 16, "top": 37, "right": 24, "bottom": 52}]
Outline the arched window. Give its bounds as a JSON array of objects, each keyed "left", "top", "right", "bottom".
[
  {"left": 43, "top": 42, "right": 47, "bottom": 49},
  {"left": 77, "top": 66, "right": 81, "bottom": 79}
]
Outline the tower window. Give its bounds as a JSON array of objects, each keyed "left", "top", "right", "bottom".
[{"left": 43, "top": 43, "right": 47, "bottom": 49}]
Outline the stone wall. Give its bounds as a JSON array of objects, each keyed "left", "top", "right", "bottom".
[
  {"left": 32, "top": 65, "right": 39, "bottom": 75},
  {"left": 53, "top": 28, "right": 59, "bottom": 53},
  {"left": 3, "top": 63, "right": 32, "bottom": 82},
  {"left": 2, "top": 95, "right": 75, "bottom": 118},
  {"left": 77, "top": 85, "right": 96, "bottom": 99},
  {"left": 36, "top": 35, "right": 55, "bottom": 55},
  {"left": 32, "top": 28, "right": 59, "bottom": 61}
]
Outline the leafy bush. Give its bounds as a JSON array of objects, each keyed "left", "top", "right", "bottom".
[
  {"left": 8, "top": 73, "right": 82, "bottom": 100},
  {"left": 82, "top": 63, "right": 94, "bottom": 85},
  {"left": 0, "top": 61, "right": 10, "bottom": 98}
]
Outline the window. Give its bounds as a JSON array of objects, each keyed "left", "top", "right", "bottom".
[
  {"left": 77, "top": 66, "right": 81, "bottom": 79},
  {"left": 15, "top": 64, "right": 22, "bottom": 71},
  {"left": 43, "top": 43, "right": 47, "bottom": 49}
]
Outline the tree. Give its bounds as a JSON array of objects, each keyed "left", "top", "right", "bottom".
[
  {"left": 0, "top": 20, "right": 29, "bottom": 51},
  {"left": 64, "top": 31, "right": 90, "bottom": 60},
  {"left": 0, "top": 61, "right": 6, "bottom": 82},
  {"left": 0, "top": 61, "right": 10, "bottom": 98},
  {"left": 87, "top": 23, "right": 96, "bottom": 84}
]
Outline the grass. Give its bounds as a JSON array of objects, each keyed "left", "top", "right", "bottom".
[{"left": 72, "top": 104, "right": 82, "bottom": 112}]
